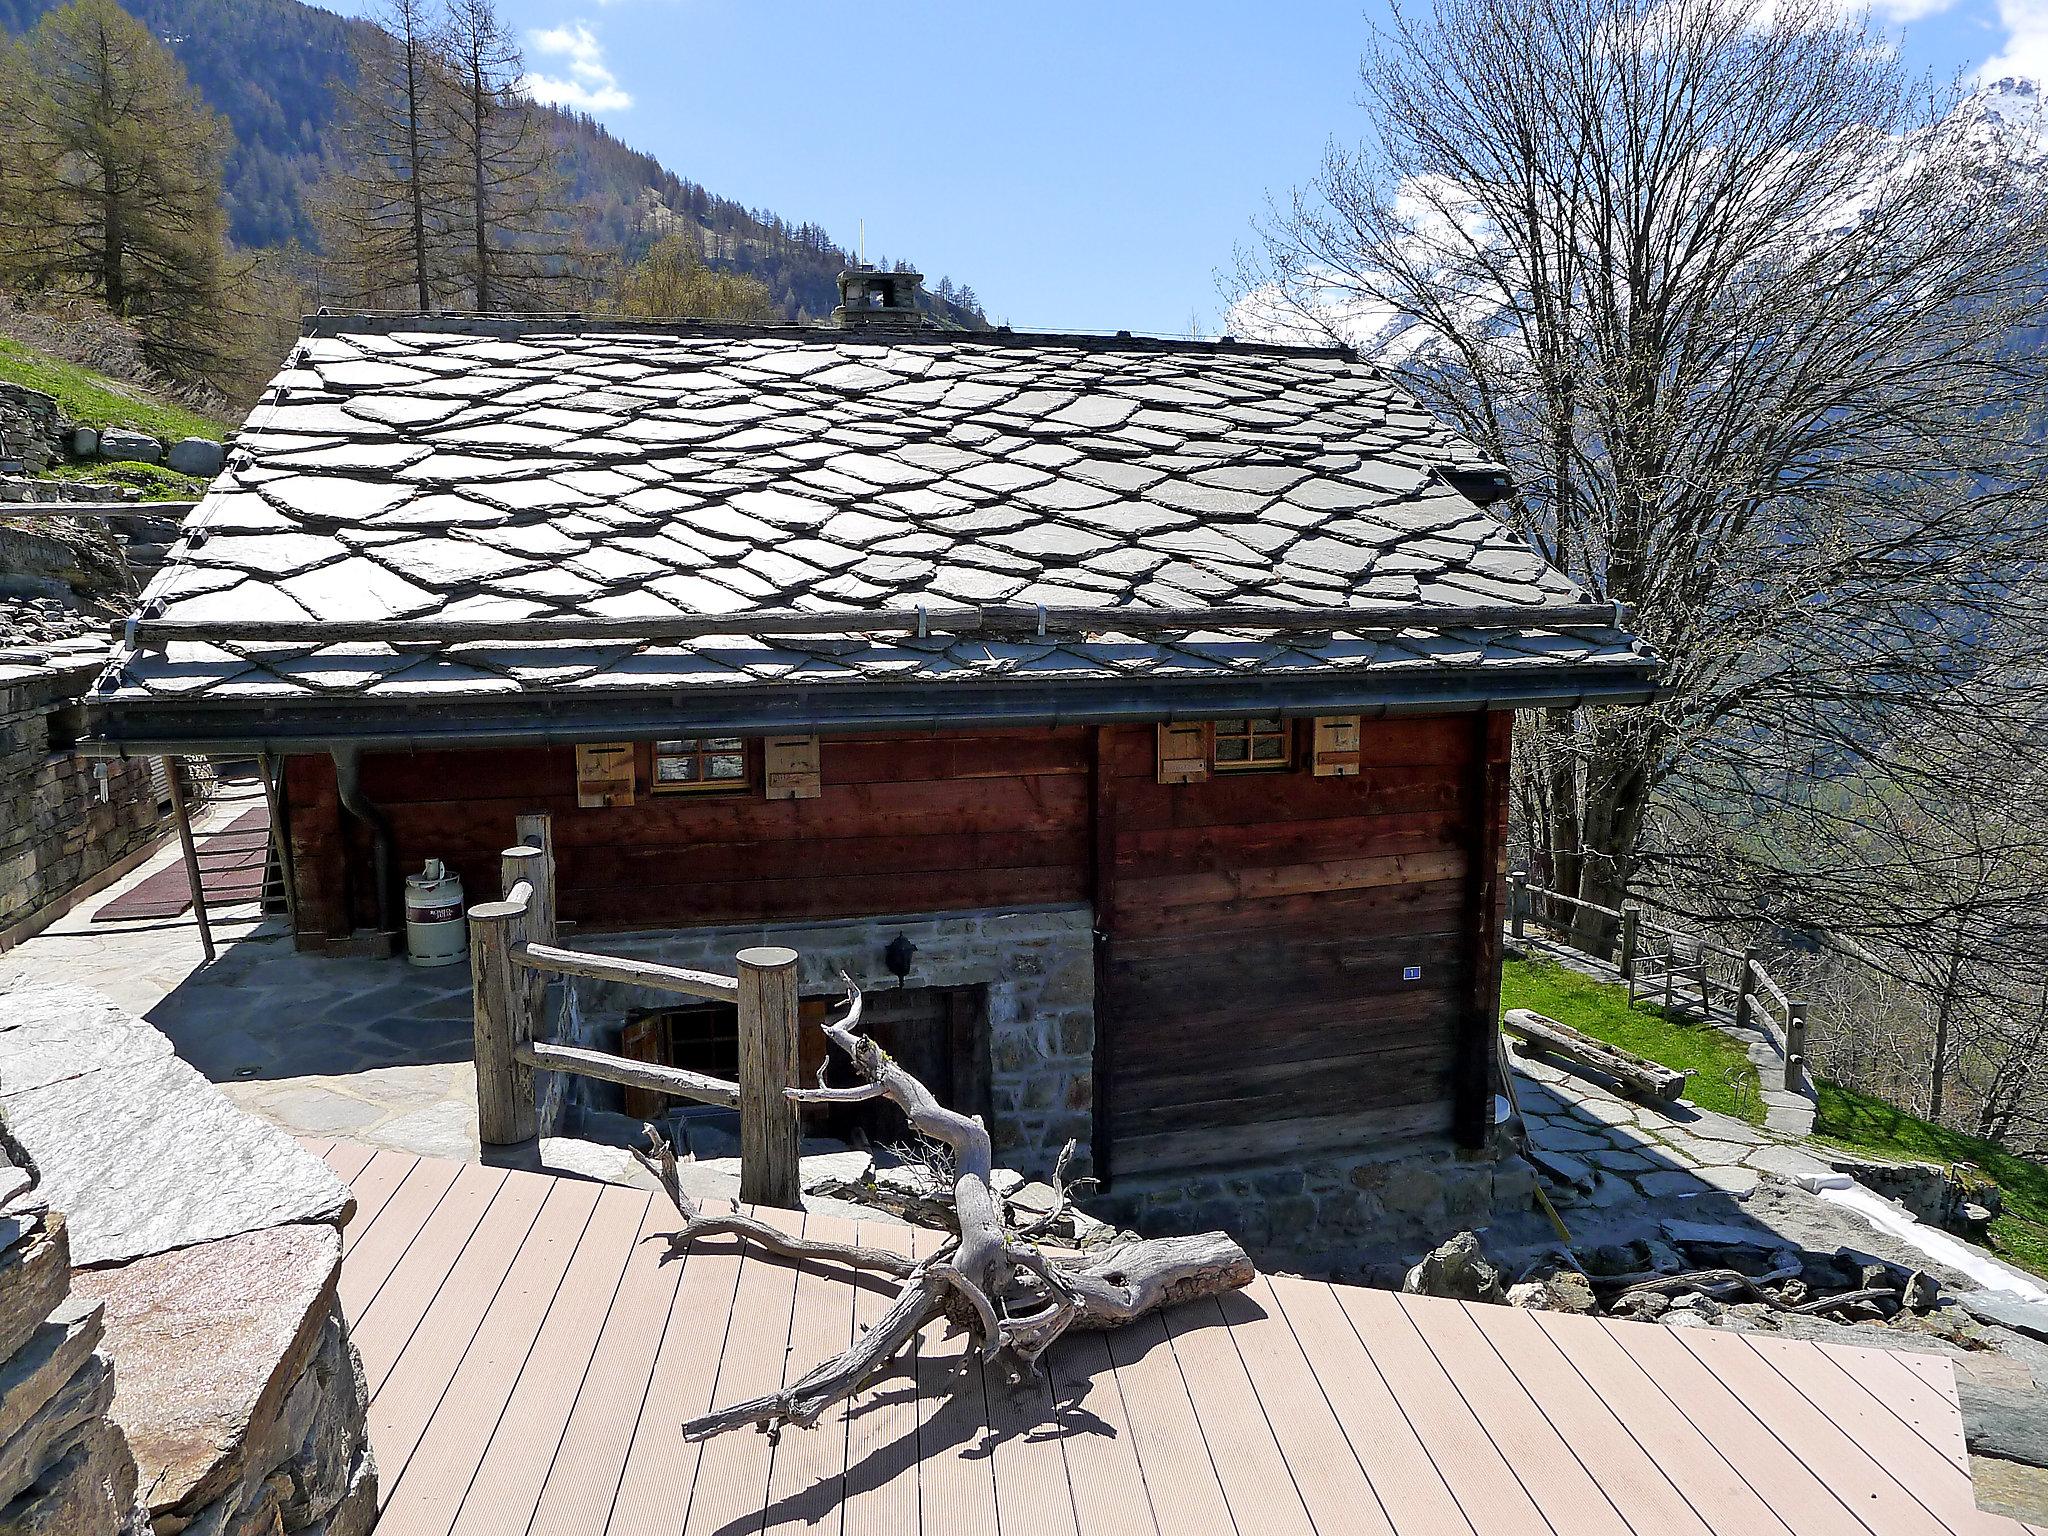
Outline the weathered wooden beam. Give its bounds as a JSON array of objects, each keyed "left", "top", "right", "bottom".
[
  {"left": 517, "top": 1039, "right": 740, "bottom": 1109},
  {"left": 472, "top": 880, "right": 535, "bottom": 1144},
  {"left": 1454, "top": 711, "right": 1511, "bottom": 1148},
  {"left": 163, "top": 756, "right": 214, "bottom": 963},
  {"left": 512, "top": 940, "right": 738, "bottom": 1002},
  {"left": 514, "top": 812, "right": 556, "bottom": 927},
  {"left": 1502, "top": 1007, "right": 1690, "bottom": 1103},
  {"left": 736, "top": 945, "right": 801, "bottom": 1208}
]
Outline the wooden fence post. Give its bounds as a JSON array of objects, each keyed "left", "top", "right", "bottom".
[
  {"left": 472, "top": 885, "right": 535, "bottom": 1145},
  {"left": 736, "top": 945, "right": 801, "bottom": 1208},
  {"left": 502, "top": 844, "right": 553, "bottom": 946},
  {"left": 514, "top": 811, "right": 556, "bottom": 928},
  {"left": 1734, "top": 947, "right": 1760, "bottom": 1033},
  {"left": 1785, "top": 1001, "right": 1810, "bottom": 1092},
  {"left": 1509, "top": 871, "right": 1527, "bottom": 939},
  {"left": 1618, "top": 904, "right": 1640, "bottom": 980}
]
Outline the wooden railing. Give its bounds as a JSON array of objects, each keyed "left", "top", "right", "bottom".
[
  {"left": 1506, "top": 871, "right": 1810, "bottom": 1092},
  {"left": 469, "top": 813, "right": 802, "bottom": 1206}
]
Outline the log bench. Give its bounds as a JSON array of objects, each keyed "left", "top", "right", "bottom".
[{"left": 1502, "top": 1008, "right": 1691, "bottom": 1103}]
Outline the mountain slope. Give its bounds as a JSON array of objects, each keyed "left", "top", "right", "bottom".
[{"left": 0, "top": 0, "right": 984, "bottom": 324}]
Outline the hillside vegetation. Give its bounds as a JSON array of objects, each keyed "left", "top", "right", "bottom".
[{"left": 0, "top": 336, "right": 228, "bottom": 443}]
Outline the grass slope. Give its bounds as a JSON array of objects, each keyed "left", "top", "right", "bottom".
[
  {"left": 0, "top": 337, "right": 227, "bottom": 442},
  {"left": 1813, "top": 1081, "right": 2048, "bottom": 1280},
  {"left": 1501, "top": 955, "right": 1764, "bottom": 1123}
]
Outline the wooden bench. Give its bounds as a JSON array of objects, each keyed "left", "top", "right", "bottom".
[{"left": 1502, "top": 1008, "right": 1691, "bottom": 1103}]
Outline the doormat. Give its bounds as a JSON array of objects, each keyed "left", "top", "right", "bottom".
[{"left": 95, "top": 805, "right": 270, "bottom": 921}]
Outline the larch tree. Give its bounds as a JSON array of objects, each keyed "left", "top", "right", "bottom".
[
  {"left": 608, "top": 232, "right": 777, "bottom": 322},
  {"left": 0, "top": 0, "right": 233, "bottom": 381},
  {"left": 314, "top": 0, "right": 457, "bottom": 312},
  {"left": 1238, "top": 0, "right": 2048, "bottom": 957}
]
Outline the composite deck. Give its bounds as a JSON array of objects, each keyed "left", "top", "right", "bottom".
[{"left": 315, "top": 1142, "right": 2043, "bottom": 1536}]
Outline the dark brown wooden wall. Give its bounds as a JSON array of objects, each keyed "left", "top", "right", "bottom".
[
  {"left": 282, "top": 711, "right": 1511, "bottom": 1175},
  {"left": 1093, "top": 715, "right": 1507, "bottom": 1177}
]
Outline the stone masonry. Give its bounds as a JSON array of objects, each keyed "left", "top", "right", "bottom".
[
  {"left": 0, "top": 641, "right": 166, "bottom": 942},
  {"left": 565, "top": 904, "right": 1097, "bottom": 1180},
  {"left": 0, "top": 387, "right": 64, "bottom": 477}
]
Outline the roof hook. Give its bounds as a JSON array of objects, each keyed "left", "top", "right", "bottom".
[
  {"left": 916, "top": 604, "right": 927, "bottom": 638},
  {"left": 1036, "top": 604, "right": 1047, "bottom": 637}
]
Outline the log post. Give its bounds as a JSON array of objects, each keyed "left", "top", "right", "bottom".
[
  {"left": 514, "top": 811, "right": 556, "bottom": 928},
  {"left": 164, "top": 756, "right": 215, "bottom": 963},
  {"left": 502, "top": 844, "right": 552, "bottom": 1030},
  {"left": 1509, "top": 870, "right": 1527, "bottom": 939},
  {"left": 1618, "top": 904, "right": 1640, "bottom": 979},
  {"left": 1785, "top": 1001, "right": 1810, "bottom": 1092},
  {"left": 736, "top": 945, "right": 801, "bottom": 1208},
  {"left": 1734, "top": 947, "right": 1760, "bottom": 1033},
  {"left": 472, "top": 884, "right": 535, "bottom": 1145}
]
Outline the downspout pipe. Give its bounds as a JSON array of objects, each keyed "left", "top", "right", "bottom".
[{"left": 330, "top": 747, "right": 397, "bottom": 937}]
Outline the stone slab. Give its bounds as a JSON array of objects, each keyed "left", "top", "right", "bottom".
[
  {"left": 0, "top": 1348, "right": 111, "bottom": 1506},
  {"left": 0, "top": 993, "right": 350, "bottom": 1266},
  {"left": 0, "top": 1217, "right": 67, "bottom": 1370},
  {"left": 1961, "top": 1381, "right": 2048, "bottom": 1469},
  {"left": 0, "top": 988, "right": 172, "bottom": 1096},
  {"left": 1660, "top": 1218, "right": 1781, "bottom": 1250},
  {"left": 0, "top": 1419, "right": 133, "bottom": 1536},
  {"left": 1960, "top": 1292, "right": 2048, "bottom": 1344},
  {"left": 0, "top": 1298, "right": 100, "bottom": 1449},
  {"left": 72, "top": 1224, "right": 341, "bottom": 1520}
]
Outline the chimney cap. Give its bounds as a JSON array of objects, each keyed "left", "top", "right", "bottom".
[{"left": 833, "top": 265, "right": 929, "bottom": 330}]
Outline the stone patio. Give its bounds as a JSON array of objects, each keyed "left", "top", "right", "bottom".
[{"left": 0, "top": 783, "right": 479, "bottom": 1160}]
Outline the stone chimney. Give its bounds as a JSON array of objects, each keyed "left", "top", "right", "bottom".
[{"left": 832, "top": 265, "right": 928, "bottom": 330}]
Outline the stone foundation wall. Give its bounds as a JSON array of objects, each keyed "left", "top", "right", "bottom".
[
  {"left": 0, "top": 385, "right": 64, "bottom": 476},
  {"left": 570, "top": 904, "right": 1097, "bottom": 1179},
  {"left": 1092, "top": 1134, "right": 1541, "bottom": 1279},
  {"left": 0, "top": 649, "right": 167, "bottom": 941}
]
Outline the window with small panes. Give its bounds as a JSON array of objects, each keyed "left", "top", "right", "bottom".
[{"left": 651, "top": 736, "right": 750, "bottom": 793}]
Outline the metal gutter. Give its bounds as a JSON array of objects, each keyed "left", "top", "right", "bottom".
[{"left": 80, "top": 665, "right": 1660, "bottom": 758}]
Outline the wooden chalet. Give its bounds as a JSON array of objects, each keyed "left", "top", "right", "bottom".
[{"left": 84, "top": 275, "right": 1655, "bottom": 1211}]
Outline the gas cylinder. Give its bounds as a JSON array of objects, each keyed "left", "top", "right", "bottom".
[{"left": 403, "top": 858, "right": 466, "bottom": 967}]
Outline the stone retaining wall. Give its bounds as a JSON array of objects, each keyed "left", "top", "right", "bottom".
[
  {"left": 567, "top": 904, "right": 1098, "bottom": 1179},
  {"left": 0, "top": 986, "right": 375, "bottom": 1536},
  {"left": 0, "top": 386, "right": 64, "bottom": 476},
  {"left": 0, "top": 645, "right": 166, "bottom": 942},
  {"left": 1092, "top": 1134, "right": 1542, "bottom": 1279}
]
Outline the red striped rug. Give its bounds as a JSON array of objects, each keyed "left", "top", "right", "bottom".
[{"left": 96, "top": 805, "right": 270, "bottom": 921}]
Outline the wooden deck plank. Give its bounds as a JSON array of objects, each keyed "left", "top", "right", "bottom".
[
  {"left": 1393, "top": 1300, "right": 1637, "bottom": 1536},
  {"left": 838, "top": 1221, "right": 922, "bottom": 1536},
  {"left": 1722, "top": 1330, "right": 1985, "bottom": 1533},
  {"left": 1163, "top": 1297, "right": 1314, "bottom": 1536},
  {"left": 365, "top": 1168, "right": 556, "bottom": 1485},
  {"left": 1513, "top": 1307, "right": 1791, "bottom": 1536},
  {"left": 339, "top": 1154, "right": 466, "bottom": 1319},
  {"left": 348, "top": 1161, "right": 499, "bottom": 1373},
  {"left": 984, "top": 1311, "right": 1083, "bottom": 1536},
  {"left": 320, "top": 1139, "right": 373, "bottom": 1182},
  {"left": 1267, "top": 1275, "right": 1474, "bottom": 1536},
  {"left": 525, "top": 1193, "right": 697, "bottom": 1536},
  {"left": 1604, "top": 1314, "right": 1885, "bottom": 1536},
  {"left": 912, "top": 1310, "right": 1000, "bottom": 1536},
  {"left": 1215, "top": 1281, "right": 1394, "bottom": 1536},
  {"left": 444, "top": 1186, "right": 654, "bottom": 1536},
  {"left": 333, "top": 1148, "right": 423, "bottom": 1255},
  {"left": 1815, "top": 1342, "right": 1972, "bottom": 1472},
  {"left": 1668, "top": 1327, "right": 1949, "bottom": 1536},
  {"left": 1044, "top": 1328, "right": 1160, "bottom": 1536},
  {"left": 374, "top": 1176, "right": 602, "bottom": 1536},
  {"left": 1104, "top": 1309, "right": 1238, "bottom": 1536},
  {"left": 679, "top": 1207, "right": 807, "bottom": 1536},
  {"left": 761, "top": 1210, "right": 867, "bottom": 1536},
  {"left": 1337, "top": 1291, "right": 1553, "bottom": 1536},
  {"left": 1459, "top": 1301, "right": 1713, "bottom": 1536}
]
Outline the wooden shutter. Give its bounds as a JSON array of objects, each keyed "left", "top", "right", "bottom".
[
  {"left": 1156, "top": 722, "right": 1209, "bottom": 784},
  {"left": 575, "top": 743, "right": 636, "bottom": 807},
  {"left": 1312, "top": 715, "right": 1362, "bottom": 777},
  {"left": 763, "top": 734, "right": 823, "bottom": 800}
]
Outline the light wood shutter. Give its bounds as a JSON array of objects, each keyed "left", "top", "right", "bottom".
[
  {"left": 1156, "top": 722, "right": 1210, "bottom": 784},
  {"left": 575, "top": 743, "right": 636, "bottom": 807},
  {"left": 1312, "top": 715, "right": 1362, "bottom": 777},
  {"left": 763, "top": 734, "right": 823, "bottom": 800}
]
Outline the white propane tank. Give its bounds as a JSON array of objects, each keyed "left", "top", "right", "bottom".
[{"left": 404, "top": 858, "right": 466, "bottom": 967}]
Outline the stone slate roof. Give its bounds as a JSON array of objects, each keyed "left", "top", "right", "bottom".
[{"left": 90, "top": 318, "right": 1653, "bottom": 746}]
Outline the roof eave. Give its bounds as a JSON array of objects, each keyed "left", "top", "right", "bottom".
[{"left": 79, "top": 663, "right": 1659, "bottom": 758}]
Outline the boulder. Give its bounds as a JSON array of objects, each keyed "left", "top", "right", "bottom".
[
  {"left": 65, "top": 427, "right": 98, "bottom": 460},
  {"left": 165, "top": 438, "right": 224, "bottom": 478},
  {"left": 94, "top": 430, "right": 159, "bottom": 465},
  {"left": 1402, "top": 1232, "right": 1504, "bottom": 1303},
  {"left": 0, "top": 1349, "right": 112, "bottom": 1506},
  {"left": 0, "top": 1217, "right": 69, "bottom": 1371},
  {"left": 0, "top": 1298, "right": 102, "bottom": 1449},
  {"left": 71, "top": 1224, "right": 341, "bottom": 1523},
  {"left": 0, "top": 1420, "right": 136, "bottom": 1536}
]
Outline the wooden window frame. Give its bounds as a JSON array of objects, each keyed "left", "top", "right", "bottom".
[
  {"left": 1207, "top": 716, "right": 1295, "bottom": 774},
  {"left": 646, "top": 736, "right": 754, "bottom": 795}
]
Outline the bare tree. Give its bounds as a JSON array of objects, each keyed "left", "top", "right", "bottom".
[
  {"left": 1238, "top": 0, "right": 2048, "bottom": 950},
  {"left": 635, "top": 982, "right": 1253, "bottom": 1443}
]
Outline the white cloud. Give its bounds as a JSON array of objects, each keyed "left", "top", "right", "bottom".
[
  {"left": 1981, "top": 0, "right": 2048, "bottom": 81},
  {"left": 522, "top": 21, "right": 633, "bottom": 112}
]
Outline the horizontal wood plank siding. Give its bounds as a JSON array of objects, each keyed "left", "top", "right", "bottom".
[{"left": 1096, "top": 719, "right": 1480, "bottom": 1176}]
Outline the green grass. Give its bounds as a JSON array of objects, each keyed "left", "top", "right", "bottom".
[
  {"left": 45, "top": 460, "right": 208, "bottom": 501},
  {"left": 1813, "top": 1079, "right": 2048, "bottom": 1280},
  {"left": 1502, "top": 956, "right": 1765, "bottom": 1123},
  {"left": 0, "top": 336, "right": 227, "bottom": 442}
]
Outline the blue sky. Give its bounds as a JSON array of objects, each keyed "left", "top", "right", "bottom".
[{"left": 333, "top": 0, "right": 2038, "bottom": 334}]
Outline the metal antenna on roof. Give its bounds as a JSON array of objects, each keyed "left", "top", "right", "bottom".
[{"left": 858, "top": 219, "right": 865, "bottom": 266}]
